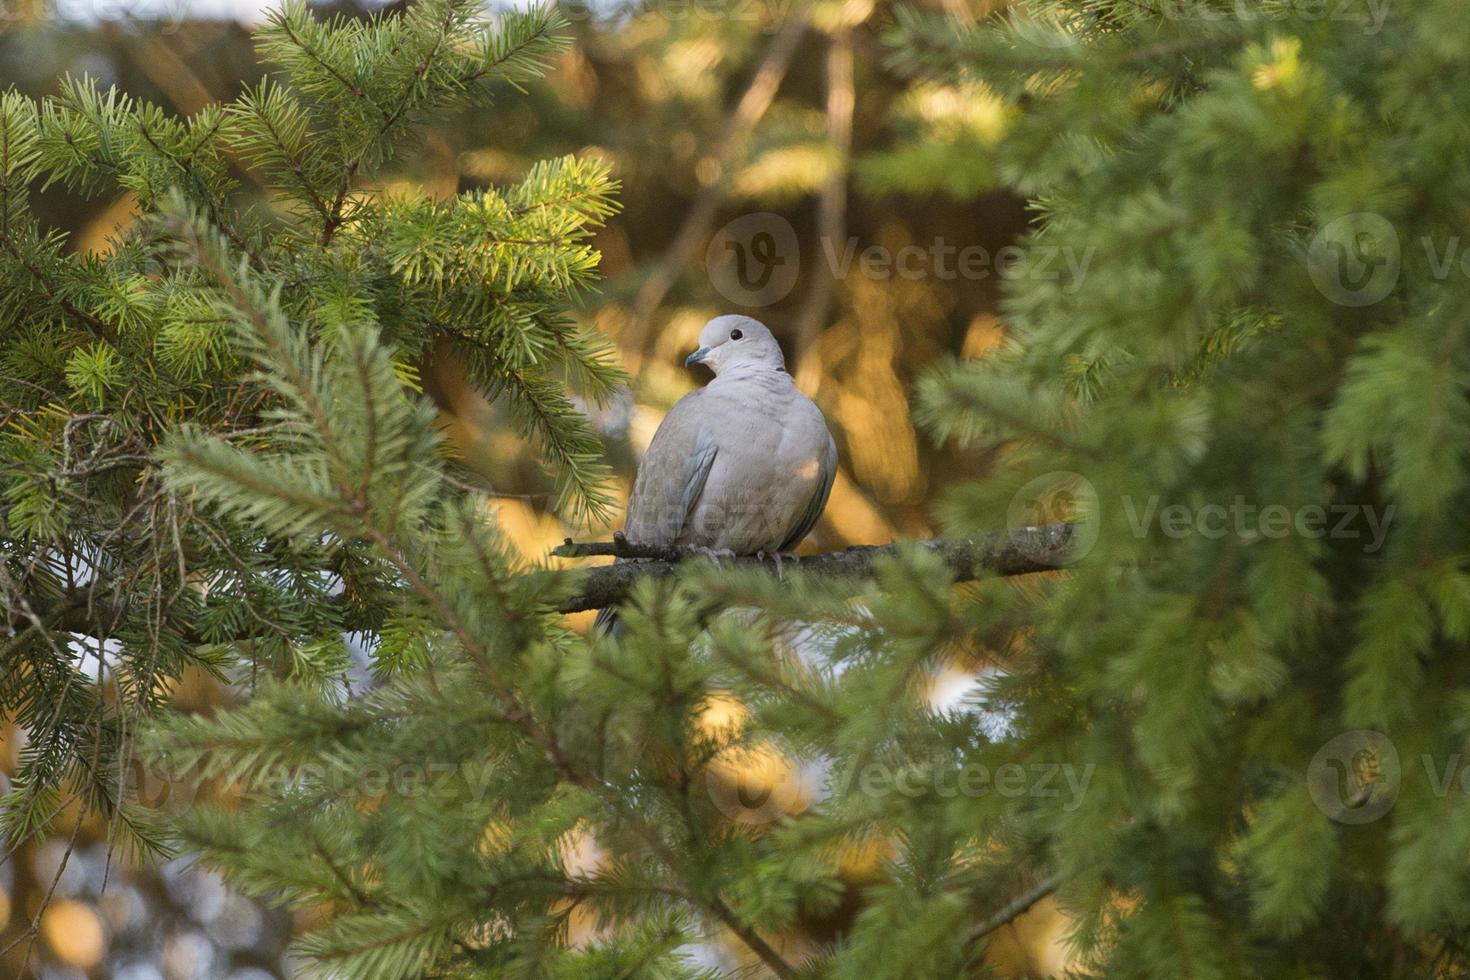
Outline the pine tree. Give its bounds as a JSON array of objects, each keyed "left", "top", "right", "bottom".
[
  {"left": 1, "top": 0, "right": 618, "bottom": 875},
  {"left": 881, "top": 0, "right": 1470, "bottom": 973},
  {"left": 8, "top": 0, "right": 1470, "bottom": 976}
]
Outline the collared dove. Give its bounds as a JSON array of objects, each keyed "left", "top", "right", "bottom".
[{"left": 596, "top": 315, "right": 837, "bottom": 632}]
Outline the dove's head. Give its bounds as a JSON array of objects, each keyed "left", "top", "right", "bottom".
[{"left": 685, "top": 315, "right": 785, "bottom": 376}]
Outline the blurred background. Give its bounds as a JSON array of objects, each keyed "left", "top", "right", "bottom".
[{"left": 0, "top": 0, "right": 1056, "bottom": 974}]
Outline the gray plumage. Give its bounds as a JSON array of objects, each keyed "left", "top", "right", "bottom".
[{"left": 596, "top": 315, "right": 837, "bottom": 632}]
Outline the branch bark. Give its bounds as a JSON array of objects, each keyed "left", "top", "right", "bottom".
[
  {"left": 8, "top": 526, "right": 1073, "bottom": 638},
  {"left": 792, "top": 24, "right": 854, "bottom": 383},
  {"left": 3, "top": 591, "right": 370, "bottom": 647},
  {"left": 552, "top": 524, "right": 1074, "bottom": 614},
  {"left": 624, "top": 6, "right": 813, "bottom": 357},
  {"left": 967, "top": 872, "right": 1062, "bottom": 944}
]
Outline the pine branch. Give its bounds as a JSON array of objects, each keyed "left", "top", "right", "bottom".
[
  {"left": 0, "top": 229, "right": 120, "bottom": 343},
  {"left": 967, "top": 873, "right": 1062, "bottom": 944},
  {"left": 11, "top": 526, "right": 1075, "bottom": 640},
  {"left": 708, "top": 895, "right": 796, "bottom": 979},
  {"left": 553, "top": 524, "right": 1075, "bottom": 613},
  {"left": 5, "top": 590, "right": 370, "bottom": 642},
  {"left": 625, "top": 3, "right": 813, "bottom": 353}
]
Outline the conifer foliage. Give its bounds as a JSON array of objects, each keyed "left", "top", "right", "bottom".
[
  {"left": 1, "top": 0, "right": 617, "bottom": 874},
  {"left": 7, "top": 0, "right": 1470, "bottom": 976},
  {"left": 886, "top": 0, "right": 1470, "bottom": 974}
]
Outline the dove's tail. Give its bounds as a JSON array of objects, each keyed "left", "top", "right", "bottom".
[
  {"left": 593, "top": 606, "right": 625, "bottom": 638},
  {"left": 593, "top": 555, "right": 632, "bottom": 638}
]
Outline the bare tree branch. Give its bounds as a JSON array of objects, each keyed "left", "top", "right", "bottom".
[
  {"left": 792, "top": 23, "right": 855, "bottom": 383},
  {"left": 8, "top": 526, "right": 1074, "bottom": 639},
  {"left": 967, "top": 872, "right": 1062, "bottom": 944},
  {"left": 624, "top": 5, "right": 813, "bottom": 358},
  {"left": 553, "top": 524, "right": 1074, "bottom": 613},
  {"left": 3, "top": 592, "right": 369, "bottom": 647}
]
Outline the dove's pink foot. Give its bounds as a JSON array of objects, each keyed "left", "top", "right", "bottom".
[
  {"left": 756, "top": 550, "right": 800, "bottom": 580},
  {"left": 692, "top": 547, "right": 736, "bottom": 567}
]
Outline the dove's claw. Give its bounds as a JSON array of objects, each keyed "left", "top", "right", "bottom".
[
  {"left": 757, "top": 550, "right": 799, "bottom": 581},
  {"left": 692, "top": 547, "right": 735, "bottom": 567}
]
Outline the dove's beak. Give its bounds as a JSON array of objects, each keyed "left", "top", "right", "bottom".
[{"left": 684, "top": 346, "right": 711, "bottom": 368}]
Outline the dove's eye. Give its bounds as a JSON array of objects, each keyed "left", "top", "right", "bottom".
[{"left": 730, "top": 329, "right": 744, "bottom": 340}]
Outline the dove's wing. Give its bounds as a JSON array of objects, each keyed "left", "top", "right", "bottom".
[
  {"left": 595, "top": 393, "right": 717, "bottom": 635},
  {"left": 622, "top": 390, "right": 719, "bottom": 548},
  {"left": 776, "top": 429, "right": 837, "bottom": 553}
]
